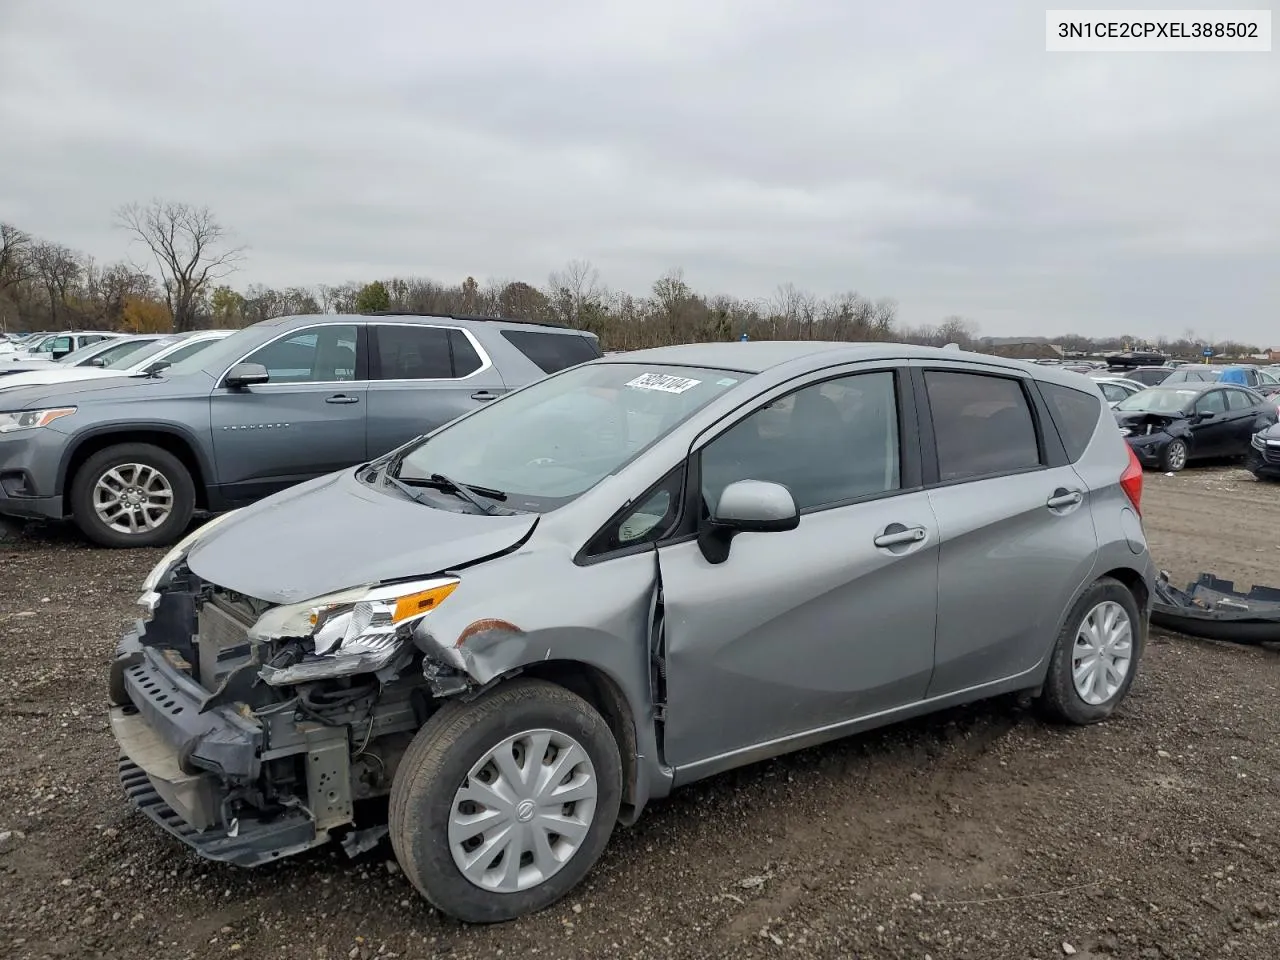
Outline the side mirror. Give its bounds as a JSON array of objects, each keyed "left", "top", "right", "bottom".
[
  {"left": 89, "top": 358, "right": 107, "bottom": 367},
  {"left": 224, "top": 362, "right": 269, "bottom": 389},
  {"left": 697, "top": 479, "right": 799, "bottom": 564},
  {"left": 144, "top": 360, "right": 172, "bottom": 377},
  {"left": 1194, "top": 410, "right": 1216, "bottom": 422}
]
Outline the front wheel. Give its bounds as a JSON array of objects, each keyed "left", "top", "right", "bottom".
[
  {"left": 1039, "top": 577, "right": 1143, "bottom": 725},
  {"left": 389, "top": 679, "right": 622, "bottom": 924},
  {"left": 69, "top": 443, "right": 196, "bottom": 548},
  {"left": 1159, "top": 438, "right": 1188, "bottom": 472}
]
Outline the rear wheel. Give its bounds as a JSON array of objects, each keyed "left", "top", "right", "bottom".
[
  {"left": 389, "top": 679, "right": 622, "bottom": 924},
  {"left": 1039, "top": 577, "right": 1143, "bottom": 725},
  {"left": 69, "top": 443, "right": 195, "bottom": 548},
  {"left": 1159, "top": 439, "right": 1188, "bottom": 472}
]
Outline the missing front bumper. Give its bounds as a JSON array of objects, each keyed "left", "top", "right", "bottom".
[{"left": 118, "top": 758, "right": 321, "bottom": 867}]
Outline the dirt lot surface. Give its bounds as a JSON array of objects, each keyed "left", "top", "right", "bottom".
[{"left": 2, "top": 466, "right": 1279, "bottom": 960}]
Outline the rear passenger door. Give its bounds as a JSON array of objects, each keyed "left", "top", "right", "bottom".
[
  {"left": 916, "top": 364, "right": 1100, "bottom": 699},
  {"left": 364, "top": 322, "right": 508, "bottom": 458},
  {"left": 1223, "top": 387, "right": 1264, "bottom": 451}
]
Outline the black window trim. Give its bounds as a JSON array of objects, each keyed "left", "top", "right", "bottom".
[
  {"left": 913, "top": 364, "right": 1061, "bottom": 489},
  {"left": 574, "top": 362, "right": 923, "bottom": 566},
  {"left": 367, "top": 321, "right": 493, "bottom": 383}
]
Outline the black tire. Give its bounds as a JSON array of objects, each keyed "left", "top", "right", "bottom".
[
  {"left": 69, "top": 443, "right": 196, "bottom": 548},
  {"left": 389, "top": 678, "right": 622, "bottom": 924},
  {"left": 1038, "top": 577, "right": 1144, "bottom": 725},
  {"left": 1159, "top": 438, "right": 1188, "bottom": 472}
]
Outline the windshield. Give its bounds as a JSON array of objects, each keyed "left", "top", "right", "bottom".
[
  {"left": 93, "top": 338, "right": 166, "bottom": 368},
  {"left": 394, "top": 361, "right": 750, "bottom": 511},
  {"left": 163, "top": 329, "right": 253, "bottom": 376},
  {"left": 54, "top": 341, "right": 118, "bottom": 365},
  {"left": 111, "top": 338, "right": 181, "bottom": 370},
  {"left": 1115, "top": 388, "right": 1198, "bottom": 415}
]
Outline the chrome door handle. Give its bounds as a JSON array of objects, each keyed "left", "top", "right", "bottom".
[
  {"left": 325, "top": 395, "right": 360, "bottom": 405},
  {"left": 471, "top": 390, "right": 499, "bottom": 401},
  {"left": 1047, "top": 489, "right": 1083, "bottom": 508},
  {"left": 873, "top": 525, "right": 927, "bottom": 548}
]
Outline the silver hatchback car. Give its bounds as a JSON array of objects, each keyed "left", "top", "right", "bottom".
[{"left": 110, "top": 342, "right": 1154, "bottom": 923}]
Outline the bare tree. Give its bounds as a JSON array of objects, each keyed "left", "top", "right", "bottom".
[
  {"left": 0, "top": 223, "right": 33, "bottom": 333},
  {"left": 547, "top": 259, "right": 603, "bottom": 329},
  {"left": 115, "top": 200, "right": 245, "bottom": 331},
  {"left": 30, "top": 242, "right": 83, "bottom": 329}
]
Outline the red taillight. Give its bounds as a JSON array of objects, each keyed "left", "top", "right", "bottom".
[{"left": 1120, "top": 443, "right": 1143, "bottom": 515}]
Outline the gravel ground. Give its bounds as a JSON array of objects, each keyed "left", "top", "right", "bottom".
[{"left": 2, "top": 465, "right": 1279, "bottom": 960}]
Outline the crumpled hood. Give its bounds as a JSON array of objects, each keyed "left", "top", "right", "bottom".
[
  {"left": 185, "top": 468, "right": 538, "bottom": 605},
  {"left": 1114, "top": 410, "right": 1184, "bottom": 434}
]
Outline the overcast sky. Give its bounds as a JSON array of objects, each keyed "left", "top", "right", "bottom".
[{"left": 1, "top": 1, "right": 1277, "bottom": 342}]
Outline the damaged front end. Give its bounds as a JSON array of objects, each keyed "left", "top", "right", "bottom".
[
  {"left": 1116, "top": 412, "right": 1187, "bottom": 468},
  {"left": 110, "top": 540, "right": 483, "bottom": 866}
]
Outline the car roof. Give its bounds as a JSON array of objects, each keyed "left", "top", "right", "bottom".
[
  {"left": 593, "top": 341, "right": 1052, "bottom": 376},
  {"left": 1145, "top": 381, "right": 1242, "bottom": 394},
  {"left": 254, "top": 312, "right": 589, "bottom": 334}
]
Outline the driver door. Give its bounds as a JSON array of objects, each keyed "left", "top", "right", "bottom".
[
  {"left": 654, "top": 365, "right": 940, "bottom": 781},
  {"left": 1190, "top": 389, "right": 1230, "bottom": 456},
  {"left": 209, "top": 323, "right": 369, "bottom": 504}
]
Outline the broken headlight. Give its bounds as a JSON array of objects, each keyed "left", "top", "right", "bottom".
[{"left": 252, "top": 577, "right": 460, "bottom": 685}]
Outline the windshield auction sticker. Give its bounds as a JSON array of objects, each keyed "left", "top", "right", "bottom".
[{"left": 625, "top": 373, "right": 703, "bottom": 394}]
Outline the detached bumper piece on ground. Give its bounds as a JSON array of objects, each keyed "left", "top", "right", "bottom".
[{"left": 1151, "top": 571, "right": 1280, "bottom": 645}]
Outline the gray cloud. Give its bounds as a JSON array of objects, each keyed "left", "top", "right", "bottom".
[{"left": 1, "top": 0, "right": 1276, "bottom": 342}]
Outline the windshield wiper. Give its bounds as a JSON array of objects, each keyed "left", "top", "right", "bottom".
[
  {"left": 381, "top": 471, "right": 433, "bottom": 507},
  {"left": 413, "top": 473, "right": 506, "bottom": 515}
]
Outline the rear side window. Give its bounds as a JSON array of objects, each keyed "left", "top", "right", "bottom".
[
  {"left": 501, "top": 330, "right": 602, "bottom": 374},
  {"left": 925, "top": 371, "right": 1042, "bottom": 482},
  {"left": 1226, "top": 388, "right": 1256, "bottom": 410},
  {"left": 1040, "top": 382, "right": 1102, "bottom": 462},
  {"left": 374, "top": 325, "right": 452, "bottom": 379}
]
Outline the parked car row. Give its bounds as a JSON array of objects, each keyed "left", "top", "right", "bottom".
[
  {"left": 0, "top": 329, "right": 122, "bottom": 362},
  {"left": 107, "top": 340, "right": 1153, "bottom": 923},
  {"left": 0, "top": 313, "right": 602, "bottom": 546}
]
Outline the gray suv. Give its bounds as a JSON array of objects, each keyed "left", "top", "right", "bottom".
[
  {"left": 0, "top": 313, "right": 601, "bottom": 546},
  {"left": 110, "top": 342, "right": 1154, "bottom": 923}
]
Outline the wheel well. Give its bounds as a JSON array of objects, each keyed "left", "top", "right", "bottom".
[
  {"left": 64, "top": 431, "right": 209, "bottom": 513},
  {"left": 1100, "top": 566, "right": 1150, "bottom": 624},
  {"left": 515, "top": 660, "right": 641, "bottom": 822}
]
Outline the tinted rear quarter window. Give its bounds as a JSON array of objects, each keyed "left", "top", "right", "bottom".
[
  {"left": 925, "top": 371, "right": 1042, "bottom": 482},
  {"left": 1040, "top": 381, "right": 1102, "bottom": 461},
  {"left": 501, "top": 330, "right": 602, "bottom": 374}
]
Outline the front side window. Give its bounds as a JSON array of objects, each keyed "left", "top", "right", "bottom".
[
  {"left": 393, "top": 362, "right": 747, "bottom": 511},
  {"left": 241, "top": 325, "right": 358, "bottom": 384},
  {"left": 1195, "top": 390, "right": 1227, "bottom": 415},
  {"left": 926, "top": 371, "right": 1041, "bottom": 482},
  {"left": 700, "top": 370, "right": 900, "bottom": 513}
]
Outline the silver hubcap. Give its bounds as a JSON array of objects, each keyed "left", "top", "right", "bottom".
[
  {"left": 1072, "top": 601, "right": 1133, "bottom": 705},
  {"left": 449, "top": 728, "right": 598, "bottom": 893},
  {"left": 1167, "top": 442, "right": 1187, "bottom": 470},
  {"left": 92, "top": 463, "right": 174, "bottom": 534}
]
